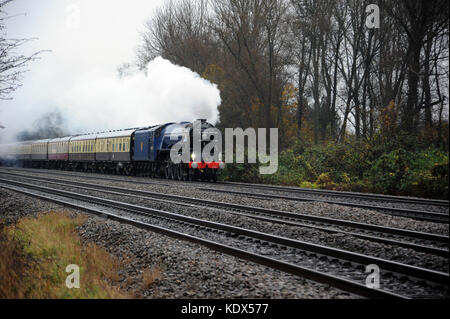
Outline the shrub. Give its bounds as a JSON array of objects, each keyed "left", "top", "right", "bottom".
[{"left": 220, "top": 138, "right": 448, "bottom": 199}]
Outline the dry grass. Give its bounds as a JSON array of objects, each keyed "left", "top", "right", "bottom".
[
  {"left": 0, "top": 212, "right": 131, "bottom": 299},
  {"left": 142, "top": 265, "right": 163, "bottom": 289}
]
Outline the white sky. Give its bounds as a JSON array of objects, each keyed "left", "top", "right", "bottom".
[{"left": 0, "top": 0, "right": 221, "bottom": 142}]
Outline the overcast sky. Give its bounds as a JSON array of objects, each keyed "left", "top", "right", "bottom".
[{"left": 0, "top": 0, "right": 221, "bottom": 142}]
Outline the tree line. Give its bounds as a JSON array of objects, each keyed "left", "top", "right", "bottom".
[
  {"left": 1, "top": 0, "right": 42, "bottom": 132},
  {"left": 137, "top": 0, "right": 449, "bottom": 150}
]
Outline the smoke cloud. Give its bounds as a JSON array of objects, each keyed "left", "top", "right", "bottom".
[
  {"left": 16, "top": 111, "right": 69, "bottom": 141},
  {"left": 1, "top": 57, "right": 221, "bottom": 142},
  {"left": 57, "top": 57, "right": 221, "bottom": 134}
]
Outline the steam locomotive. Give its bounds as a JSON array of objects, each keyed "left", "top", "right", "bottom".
[{"left": 0, "top": 119, "right": 225, "bottom": 181}]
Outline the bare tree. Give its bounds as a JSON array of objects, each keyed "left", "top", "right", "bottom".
[
  {"left": 388, "top": 0, "right": 449, "bottom": 134},
  {"left": 137, "top": 0, "right": 449, "bottom": 149},
  {"left": 210, "top": 0, "right": 292, "bottom": 132},
  {"left": 0, "top": 0, "right": 41, "bottom": 101}
]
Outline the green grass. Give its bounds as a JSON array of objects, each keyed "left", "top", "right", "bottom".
[{"left": 0, "top": 212, "right": 131, "bottom": 298}]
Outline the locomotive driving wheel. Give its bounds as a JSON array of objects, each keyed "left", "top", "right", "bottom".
[{"left": 187, "top": 169, "right": 194, "bottom": 181}]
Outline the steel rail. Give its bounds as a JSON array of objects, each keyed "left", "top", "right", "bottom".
[
  {"left": 197, "top": 188, "right": 450, "bottom": 223},
  {"left": 1, "top": 167, "right": 448, "bottom": 209},
  {"left": 219, "top": 181, "right": 449, "bottom": 207},
  {"left": 0, "top": 184, "right": 408, "bottom": 299},
  {"left": 0, "top": 166, "right": 171, "bottom": 187},
  {"left": 1, "top": 171, "right": 448, "bottom": 248},
  {"left": 0, "top": 177, "right": 448, "bottom": 287}
]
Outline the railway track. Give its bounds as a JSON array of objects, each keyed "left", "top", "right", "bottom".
[
  {"left": 0, "top": 166, "right": 172, "bottom": 187},
  {"left": 0, "top": 171, "right": 448, "bottom": 257},
  {"left": 1, "top": 178, "right": 449, "bottom": 299},
  {"left": 1, "top": 167, "right": 447, "bottom": 223},
  {"left": 220, "top": 180, "right": 450, "bottom": 208},
  {"left": 197, "top": 187, "right": 449, "bottom": 223}
]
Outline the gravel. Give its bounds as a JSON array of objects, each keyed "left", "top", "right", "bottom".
[
  {"left": 0, "top": 187, "right": 355, "bottom": 299},
  {"left": 1, "top": 168, "right": 448, "bottom": 298},
  {"left": 10, "top": 176, "right": 448, "bottom": 273},
  {"left": 203, "top": 184, "right": 450, "bottom": 214},
  {"left": 2, "top": 168, "right": 447, "bottom": 236}
]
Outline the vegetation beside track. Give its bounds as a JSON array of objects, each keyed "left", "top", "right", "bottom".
[
  {"left": 220, "top": 135, "right": 449, "bottom": 200},
  {"left": 0, "top": 212, "right": 131, "bottom": 298}
]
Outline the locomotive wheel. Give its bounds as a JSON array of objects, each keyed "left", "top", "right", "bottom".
[
  {"left": 188, "top": 169, "right": 194, "bottom": 181},
  {"left": 164, "top": 167, "right": 170, "bottom": 179},
  {"left": 172, "top": 166, "right": 178, "bottom": 180},
  {"left": 176, "top": 166, "right": 183, "bottom": 181}
]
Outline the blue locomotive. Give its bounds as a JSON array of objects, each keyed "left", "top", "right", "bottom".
[{"left": 0, "top": 119, "right": 224, "bottom": 182}]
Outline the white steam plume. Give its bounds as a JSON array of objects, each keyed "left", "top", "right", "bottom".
[{"left": 57, "top": 57, "right": 221, "bottom": 134}]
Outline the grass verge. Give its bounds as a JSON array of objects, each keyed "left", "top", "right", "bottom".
[{"left": 0, "top": 211, "right": 131, "bottom": 298}]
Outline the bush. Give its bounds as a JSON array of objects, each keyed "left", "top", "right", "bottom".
[
  {"left": 370, "top": 147, "right": 449, "bottom": 198},
  {"left": 220, "top": 138, "right": 449, "bottom": 199}
]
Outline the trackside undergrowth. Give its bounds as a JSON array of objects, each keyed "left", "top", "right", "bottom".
[{"left": 0, "top": 212, "right": 131, "bottom": 298}]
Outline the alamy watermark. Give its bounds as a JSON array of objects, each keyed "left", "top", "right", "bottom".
[
  {"left": 65, "top": 264, "right": 80, "bottom": 289},
  {"left": 365, "top": 264, "right": 380, "bottom": 289},
  {"left": 66, "top": 1, "right": 80, "bottom": 29},
  {"left": 169, "top": 120, "right": 279, "bottom": 175},
  {"left": 366, "top": 4, "right": 380, "bottom": 29}
]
